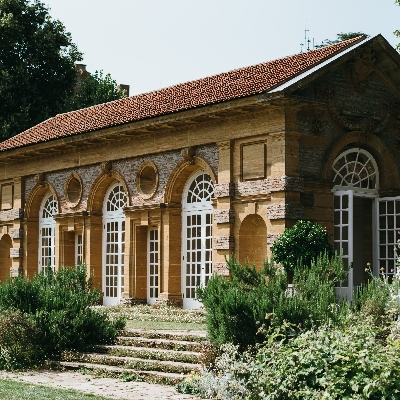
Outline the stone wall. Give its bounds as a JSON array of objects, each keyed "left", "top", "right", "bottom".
[{"left": 23, "top": 144, "right": 219, "bottom": 213}]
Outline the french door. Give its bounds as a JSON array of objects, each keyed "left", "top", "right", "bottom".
[
  {"left": 103, "top": 183, "right": 126, "bottom": 306},
  {"left": 182, "top": 171, "right": 214, "bottom": 309},
  {"left": 375, "top": 197, "right": 400, "bottom": 278},
  {"left": 38, "top": 194, "right": 57, "bottom": 272},
  {"left": 148, "top": 227, "right": 159, "bottom": 305},
  {"left": 333, "top": 190, "right": 354, "bottom": 301}
]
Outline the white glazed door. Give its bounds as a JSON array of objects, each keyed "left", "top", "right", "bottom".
[
  {"left": 182, "top": 172, "right": 214, "bottom": 309},
  {"left": 183, "top": 211, "right": 212, "bottom": 308},
  {"left": 39, "top": 226, "right": 55, "bottom": 272},
  {"left": 103, "top": 184, "right": 126, "bottom": 306},
  {"left": 376, "top": 197, "right": 400, "bottom": 278},
  {"left": 333, "top": 190, "right": 354, "bottom": 301},
  {"left": 38, "top": 194, "right": 58, "bottom": 272},
  {"left": 148, "top": 228, "right": 159, "bottom": 305}
]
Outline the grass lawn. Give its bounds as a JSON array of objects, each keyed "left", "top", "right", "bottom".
[{"left": 0, "top": 379, "right": 112, "bottom": 400}]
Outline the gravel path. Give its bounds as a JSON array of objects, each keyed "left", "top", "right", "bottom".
[{"left": 0, "top": 370, "right": 198, "bottom": 399}]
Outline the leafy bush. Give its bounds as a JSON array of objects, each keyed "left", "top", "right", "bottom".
[
  {"left": 355, "top": 271, "right": 399, "bottom": 325},
  {"left": 0, "top": 310, "right": 43, "bottom": 370},
  {"left": 0, "top": 265, "right": 125, "bottom": 365},
  {"left": 271, "top": 220, "right": 334, "bottom": 272},
  {"left": 197, "top": 254, "right": 348, "bottom": 350},
  {"left": 246, "top": 318, "right": 400, "bottom": 399}
]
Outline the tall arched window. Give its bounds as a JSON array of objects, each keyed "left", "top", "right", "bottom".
[
  {"left": 103, "top": 183, "right": 126, "bottom": 306},
  {"left": 39, "top": 193, "right": 58, "bottom": 272},
  {"left": 182, "top": 171, "right": 214, "bottom": 309}
]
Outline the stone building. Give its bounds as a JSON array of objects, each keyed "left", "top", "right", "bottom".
[{"left": 0, "top": 34, "right": 399, "bottom": 307}]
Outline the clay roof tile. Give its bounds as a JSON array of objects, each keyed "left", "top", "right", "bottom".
[{"left": 0, "top": 36, "right": 364, "bottom": 152}]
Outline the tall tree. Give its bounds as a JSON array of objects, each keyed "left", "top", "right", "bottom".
[
  {"left": 0, "top": 0, "right": 82, "bottom": 139},
  {"left": 316, "top": 32, "right": 368, "bottom": 48},
  {"left": 69, "top": 69, "right": 127, "bottom": 111}
]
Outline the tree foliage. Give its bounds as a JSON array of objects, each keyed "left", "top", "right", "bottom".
[
  {"left": 69, "top": 69, "right": 127, "bottom": 110},
  {"left": 0, "top": 0, "right": 83, "bottom": 139},
  {"left": 0, "top": 0, "right": 127, "bottom": 140},
  {"left": 316, "top": 32, "right": 368, "bottom": 48},
  {"left": 271, "top": 220, "right": 334, "bottom": 272}
]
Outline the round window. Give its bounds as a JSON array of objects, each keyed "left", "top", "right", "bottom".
[
  {"left": 137, "top": 162, "right": 158, "bottom": 199},
  {"left": 65, "top": 174, "right": 83, "bottom": 206}
]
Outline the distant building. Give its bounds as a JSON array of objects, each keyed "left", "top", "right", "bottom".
[{"left": 0, "top": 35, "right": 398, "bottom": 307}]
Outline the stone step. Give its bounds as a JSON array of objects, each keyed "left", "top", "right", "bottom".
[
  {"left": 58, "top": 361, "right": 186, "bottom": 386},
  {"left": 116, "top": 336, "right": 203, "bottom": 352},
  {"left": 95, "top": 345, "right": 200, "bottom": 363},
  {"left": 121, "top": 329, "right": 206, "bottom": 342},
  {"left": 66, "top": 352, "right": 201, "bottom": 375}
]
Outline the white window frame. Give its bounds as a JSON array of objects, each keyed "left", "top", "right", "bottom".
[
  {"left": 38, "top": 193, "right": 58, "bottom": 272},
  {"left": 181, "top": 170, "right": 214, "bottom": 309},
  {"left": 102, "top": 183, "right": 126, "bottom": 306},
  {"left": 75, "top": 233, "right": 83, "bottom": 266}
]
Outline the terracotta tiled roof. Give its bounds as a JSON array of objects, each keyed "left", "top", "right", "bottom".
[{"left": 0, "top": 36, "right": 364, "bottom": 152}]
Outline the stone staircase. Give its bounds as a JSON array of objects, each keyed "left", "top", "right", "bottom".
[{"left": 58, "top": 328, "right": 207, "bottom": 385}]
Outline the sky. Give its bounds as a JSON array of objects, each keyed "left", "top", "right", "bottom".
[{"left": 44, "top": 0, "right": 400, "bottom": 96}]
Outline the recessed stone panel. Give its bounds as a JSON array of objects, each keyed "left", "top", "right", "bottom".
[
  {"left": 1, "top": 184, "right": 13, "bottom": 210},
  {"left": 242, "top": 143, "right": 266, "bottom": 181}
]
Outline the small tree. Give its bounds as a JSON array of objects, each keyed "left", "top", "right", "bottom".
[{"left": 271, "top": 220, "right": 334, "bottom": 272}]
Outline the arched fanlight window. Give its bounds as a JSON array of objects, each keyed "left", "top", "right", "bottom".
[
  {"left": 332, "top": 148, "right": 379, "bottom": 193},
  {"left": 184, "top": 172, "right": 214, "bottom": 206},
  {"left": 182, "top": 171, "right": 214, "bottom": 309},
  {"left": 106, "top": 184, "right": 127, "bottom": 212},
  {"left": 102, "top": 183, "right": 127, "bottom": 306},
  {"left": 39, "top": 193, "right": 58, "bottom": 271}
]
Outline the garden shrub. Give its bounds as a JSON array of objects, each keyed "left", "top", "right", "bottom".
[
  {"left": 197, "top": 254, "right": 348, "bottom": 350},
  {"left": 246, "top": 317, "right": 400, "bottom": 399},
  {"left": 0, "top": 265, "right": 125, "bottom": 365},
  {"left": 0, "top": 309, "right": 43, "bottom": 370},
  {"left": 271, "top": 220, "right": 334, "bottom": 272},
  {"left": 176, "top": 344, "right": 250, "bottom": 399}
]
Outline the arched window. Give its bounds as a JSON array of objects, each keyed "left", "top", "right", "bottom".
[
  {"left": 332, "top": 148, "right": 379, "bottom": 193},
  {"left": 39, "top": 193, "right": 58, "bottom": 271},
  {"left": 182, "top": 171, "right": 214, "bottom": 309},
  {"left": 103, "top": 183, "right": 127, "bottom": 306}
]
